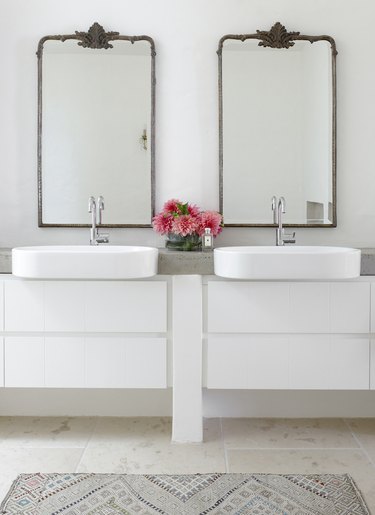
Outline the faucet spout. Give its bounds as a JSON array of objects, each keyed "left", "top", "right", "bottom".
[{"left": 88, "top": 196, "right": 109, "bottom": 246}]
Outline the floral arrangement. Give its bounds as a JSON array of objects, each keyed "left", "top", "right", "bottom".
[{"left": 153, "top": 199, "right": 223, "bottom": 250}]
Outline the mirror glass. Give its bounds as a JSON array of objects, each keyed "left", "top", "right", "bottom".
[
  {"left": 38, "top": 24, "right": 155, "bottom": 227},
  {"left": 219, "top": 24, "right": 336, "bottom": 227}
]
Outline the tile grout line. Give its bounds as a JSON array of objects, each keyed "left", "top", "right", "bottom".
[
  {"left": 343, "top": 418, "right": 375, "bottom": 469},
  {"left": 224, "top": 446, "right": 363, "bottom": 451},
  {"left": 219, "top": 418, "right": 229, "bottom": 473},
  {"left": 74, "top": 417, "right": 98, "bottom": 473}
]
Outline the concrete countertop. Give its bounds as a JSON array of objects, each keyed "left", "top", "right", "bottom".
[
  {"left": 0, "top": 249, "right": 12, "bottom": 274},
  {"left": 157, "top": 248, "right": 214, "bottom": 275},
  {"left": 358, "top": 248, "right": 375, "bottom": 276},
  {"left": 1, "top": 247, "right": 375, "bottom": 276}
]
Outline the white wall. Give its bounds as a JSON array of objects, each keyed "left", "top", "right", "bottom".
[{"left": 1, "top": 0, "right": 375, "bottom": 247}]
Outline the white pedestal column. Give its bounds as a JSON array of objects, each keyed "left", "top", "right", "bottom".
[{"left": 172, "top": 275, "right": 203, "bottom": 442}]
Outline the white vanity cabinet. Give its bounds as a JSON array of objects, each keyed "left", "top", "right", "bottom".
[
  {"left": 370, "top": 283, "right": 375, "bottom": 390},
  {"left": 0, "top": 338, "right": 4, "bottom": 387},
  {"left": 205, "top": 280, "right": 371, "bottom": 390},
  {"left": 0, "top": 282, "right": 3, "bottom": 387},
  {"left": 1, "top": 278, "right": 168, "bottom": 389}
]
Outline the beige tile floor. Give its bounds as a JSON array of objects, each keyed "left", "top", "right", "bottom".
[{"left": 0, "top": 417, "right": 374, "bottom": 512}]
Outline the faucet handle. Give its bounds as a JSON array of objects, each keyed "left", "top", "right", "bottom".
[
  {"left": 96, "top": 233, "right": 109, "bottom": 244},
  {"left": 278, "top": 196, "right": 286, "bottom": 214},
  {"left": 97, "top": 196, "right": 105, "bottom": 225},
  {"left": 88, "top": 196, "right": 96, "bottom": 213},
  {"left": 282, "top": 229, "right": 296, "bottom": 245},
  {"left": 97, "top": 196, "right": 105, "bottom": 210}
]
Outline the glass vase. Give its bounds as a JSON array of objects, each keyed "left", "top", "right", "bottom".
[{"left": 165, "top": 233, "right": 202, "bottom": 251}]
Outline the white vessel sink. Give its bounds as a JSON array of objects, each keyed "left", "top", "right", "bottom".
[
  {"left": 214, "top": 246, "right": 361, "bottom": 280},
  {"left": 12, "top": 246, "right": 158, "bottom": 279}
]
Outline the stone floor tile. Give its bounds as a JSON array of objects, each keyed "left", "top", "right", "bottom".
[
  {"left": 0, "top": 447, "right": 84, "bottom": 475},
  {"left": 89, "top": 417, "right": 172, "bottom": 447},
  {"left": 346, "top": 418, "right": 375, "bottom": 463},
  {"left": 222, "top": 418, "right": 358, "bottom": 449},
  {"left": 78, "top": 418, "right": 225, "bottom": 474},
  {"left": 0, "top": 416, "right": 96, "bottom": 448}
]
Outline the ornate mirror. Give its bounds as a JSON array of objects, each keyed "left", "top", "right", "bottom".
[
  {"left": 219, "top": 22, "right": 337, "bottom": 227},
  {"left": 38, "top": 23, "right": 155, "bottom": 227}
]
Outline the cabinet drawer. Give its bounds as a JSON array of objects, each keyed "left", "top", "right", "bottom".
[
  {"left": 5, "top": 336, "right": 167, "bottom": 389},
  {"left": 207, "top": 282, "right": 370, "bottom": 334},
  {"left": 5, "top": 280, "right": 167, "bottom": 333},
  {"left": 206, "top": 335, "right": 369, "bottom": 390}
]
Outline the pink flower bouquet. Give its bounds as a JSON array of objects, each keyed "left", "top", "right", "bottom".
[{"left": 153, "top": 199, "right": 223, "bottom": 251}]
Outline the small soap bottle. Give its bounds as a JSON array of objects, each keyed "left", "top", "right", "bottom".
[{"left": 202, "top": 227, "right": 213, "bottom": 252}]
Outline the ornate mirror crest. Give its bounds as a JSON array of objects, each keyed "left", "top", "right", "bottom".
[{"left": 37, "top": 22, "right": 156, "bottom": 57}]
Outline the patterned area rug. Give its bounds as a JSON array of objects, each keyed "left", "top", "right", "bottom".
[{"left": 0, "top": 472, "right": 370, "bottom": 514}]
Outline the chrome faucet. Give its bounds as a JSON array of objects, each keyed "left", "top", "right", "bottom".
[
  {"left": 271, "top": 196, "right": 296, "bottom": 246},
  {"left": 88, "top": 196, "right": 109, "bottom": 245}
]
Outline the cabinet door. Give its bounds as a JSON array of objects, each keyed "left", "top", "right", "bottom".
[
  {"left": 44, "top": 282, "right": 85, "bottom": 332},
  {"left": 330, "top": 283, "right": 370, "bottom": 334},
  {"left": 125, "top": 338, "right": 167, "bottom": 388},
  {"left": 5, "top": 282, "right": 44, "bottom": 331},
  {"left": 290, "top": 283, "right": 330, "bottom": 333},
  {"left": 5, "top": 337, "right": 44, "bottom": 387},
  {"left": 290, "top": 336, "right": 369, "bottom": 390},
  {"left": 45, "top": 337, "right": 85, "bottom": 388},
  {"left": 85, "top": 337, "right": 125, "bottom": 388},
  {"left": 206, "top": 336, "right": 289, "bottom": 389}
]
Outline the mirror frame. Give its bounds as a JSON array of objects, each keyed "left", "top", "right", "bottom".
[
  {"left": 218, "top": 22, "right": 337, "bottom": 228},
  {"left": 37, "top": 22, "right": 156, "bottom": 228}
]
